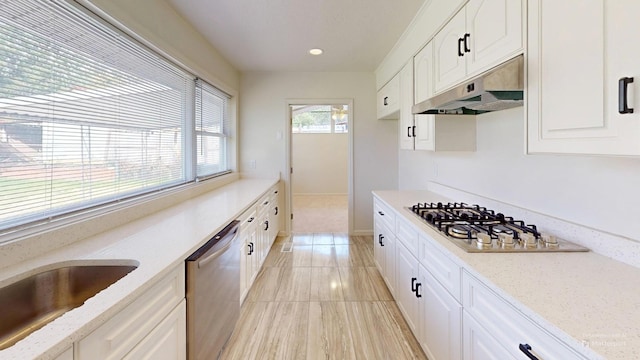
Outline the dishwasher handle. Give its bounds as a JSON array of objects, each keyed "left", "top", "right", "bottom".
[{"left": 186, "top": 220, "right": 240, "bottom": 268}]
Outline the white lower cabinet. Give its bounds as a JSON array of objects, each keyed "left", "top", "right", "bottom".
[
  {"left": 463, "top": 271, "right": 587, "bottom": 359},
  {"left": 76, "top": 265, "right": 185, "bottom": 360},
  {"left": 463, "top": 311, "right": 516, "bottom": 360},
  {"left": 123, "top": 300, "right": 186, "bottom": 360},
  {"left": 419, "top": 264, "right": 462, "bottom": 360},
  {"left": 395, "top": 241, "right": 421, "bottom": 335},
  {"left": 374, "top": 221, "right": 396, "bottom": 296},
  {"left": 240, "top": 207, "right": 258, "bottom": 303}
]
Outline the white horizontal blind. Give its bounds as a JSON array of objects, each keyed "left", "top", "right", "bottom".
[
  {"left": 195, "top": 79, "right": 230, "bottom": 178},
  {"left": 0, "top": 1, "right": 194, "bottom": 230}
]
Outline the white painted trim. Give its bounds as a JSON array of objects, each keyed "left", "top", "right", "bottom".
[
  {"left": 292, "top": 193, "right": 348, "bottom": 197},
  {"left": 351, "top": 230, "right": 374, "bottom": 236},
  {"left": 285, "top": 99, "right": 355, "bottom": 236}
]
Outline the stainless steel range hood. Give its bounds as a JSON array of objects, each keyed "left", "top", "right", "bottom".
[{"left": 412, "top": 55, "right": 524, "bottom": 115}]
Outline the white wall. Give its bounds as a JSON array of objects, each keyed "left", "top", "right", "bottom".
[
  {"left": 292, "top": 133, "right": 348, "bottom": 195},
  {"left": 239, "top": 72, "right": 398, "bottom": 234},
  {"left": 399, "top": 107, "right": 640, "bottom": 242}
]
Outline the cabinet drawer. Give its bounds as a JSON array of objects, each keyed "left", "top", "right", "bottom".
[
  {"left": 462, "top": 272, "right": 587, "bottom": 359},
  {"left": 419, "top": 234, "right": 461, "bottom": 302},
  {"left": 77, "top": 266, "right": 185, "bottom": 360},
  {"left": 396, "top": 217, "right": 418, "bottom": 255},
  {"left": 373, "top": 198, "right": 395, "bottom": 231}
]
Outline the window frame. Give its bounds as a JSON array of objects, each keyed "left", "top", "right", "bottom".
[{"left": 0, "top": 0, "right": 236, "bottom": 238}]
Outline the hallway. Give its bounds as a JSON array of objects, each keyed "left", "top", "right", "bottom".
[{"left": 221, "top": 233, "right": 426, "bottom": 359}]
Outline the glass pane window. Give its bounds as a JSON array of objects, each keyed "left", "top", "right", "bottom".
[
  {"left": 291, "top": 104, "right": 349, "bottom": 134},
  {"left": 0, "top": 1, "right": 193, "bottom": 231},
  {"left": 195, "top": 79, "right": 230, "bottom": 178}
]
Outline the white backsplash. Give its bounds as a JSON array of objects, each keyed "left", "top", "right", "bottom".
[{"left": 429, "top": 181, "right": 640, "bottom": 269}]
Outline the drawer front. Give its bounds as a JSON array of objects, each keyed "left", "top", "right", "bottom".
[
  {"left": 396, "top": 217, "right": 418, "bottom": 255},
  {"left": 419, "top": 234, "right": 462, "bottom": 301},
  {"left": 462, "top": 311, "right": 516, "bottom": 360},
  {"left": 373, "top": 198, "right": 395, "bottom": 231},
  {"left": 77, "top": 266, "right": 185, "bottom": 360},
  {"left": 462, "top": 272, "right": 587, "bottom": 360}
]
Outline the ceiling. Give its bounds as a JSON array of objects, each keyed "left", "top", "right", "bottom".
[{"left": 166, "top": 0, "right": 425, "bottom": 72}]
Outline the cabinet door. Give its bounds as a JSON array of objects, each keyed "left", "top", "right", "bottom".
[
  {"left": 465, "top": 0, "right": 522, "bottom": 75},
  {"left": 434, "top": 9, "right": 467, "bottom": 93},
  {"left": 399, "top": 60, "right": 416, "bottom": 150},
  {"left": 269, "top": 188, "right": 280, "bottom": 244},
  {"left": 463, "top": 311, "right": 516, "bottom": 360},
  {"left": 419, "top": 265, "right": 462, "bottom": 360},
  {"left": 414, "top": 41, "right": 436, "bottom": 151},
  {"left": 383, "top": 231, "right": 396, "bottom": 296},
  {"left": 377, "top": 75, "right": 401, "bottom": 119},
  {"left": 373, "top": 222, "right": 386, "bottom": 275},
  {"left": 528, "top": 0, "right": 640, "bottom": 155},
  {"left": 123, "top": 300, "right": 186, "bottom": 360},
  {"left": 395, "top": 241, "right": 420, "bottom": 334}
]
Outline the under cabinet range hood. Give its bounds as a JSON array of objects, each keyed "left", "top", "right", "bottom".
[{"left": 412, "top": 55, "right": 524, "bottom": 115}]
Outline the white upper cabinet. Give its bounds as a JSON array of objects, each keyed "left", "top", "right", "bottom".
[
  {"left": 377, "top": 74, "right": 400, "bottom": 120},
  {"left": 399, "top": 60, "right": 417, "bottom": 150},
  {"left": 527, "top": 0, "right": 640, "bottom": 155},
  {"left": 414, "top": 41, "right": 477, "bottom": 152},
  {"left": 434, "top": 0, "right": 523, "bottom": 94}
]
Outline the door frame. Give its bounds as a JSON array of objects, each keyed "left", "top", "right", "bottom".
[{"left": 285, "top": 99, "right": 354, "bottom": 235}]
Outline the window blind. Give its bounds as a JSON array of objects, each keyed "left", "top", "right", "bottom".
[
  {"left": 195, "top": 79, "right": 230, "bottom": 178},
  {"left": 0, "top": 1, "right": 194, "bottom": 230}
]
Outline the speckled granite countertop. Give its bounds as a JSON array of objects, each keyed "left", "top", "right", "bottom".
[
  {"left": 374, "top": 190, "right": 640, "bottom": 360},
  {"left": 0, "top": 178, "right": 278, "bottom": 360}
]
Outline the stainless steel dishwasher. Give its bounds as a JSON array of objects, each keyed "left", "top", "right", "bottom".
[{"left": 186, "top": 220, "right": 241, "bottom": 360}]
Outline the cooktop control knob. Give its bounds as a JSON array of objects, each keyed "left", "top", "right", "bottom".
[
  {"left": 497, "top": 233, "right": 515, "bottom": 249},
  {"left": 541, "top": 233, "right": 559, "bottom": 248},
  {"left": 475, "top": 233, "right": 492, "bottom": 250},
  {"left": 520, "top": 233, "right": 538, "bottom": 248}
]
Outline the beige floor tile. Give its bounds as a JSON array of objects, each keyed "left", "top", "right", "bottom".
[
  {"left": 246, "top": 267, "right": 283, "bottom": 302},
  {"left": 310, "top": 267, "right": 344, "bottom": 301},
  {"left": 335, "top": 244, "right": 374, "bottom": 267},
  {"left": 275, "top": 267, "right": 312, "bottom": 301},
  {"left": 307, "top": 302, "right": 356, "bottom": 360},
  {"left": 313, "top": 233, "right": 334, "bottom": 245},
  {"left": 221, "top": 301, "right": 270, "bottom": 360},
  {"left": 339, "top": 267, "right": 393, "bottom": 301},
  {"left": 332, "top": 233, "right": 351, "bottom": 244},
  {"left": 292, "top": 233, "right": 314, "bottom": 245},
  {"left": 311, "top": 245, "right": 338, "bottom": 267},
  {"left": 350, "top": 235, "right": 374, "bottom": 246},
  {"left": 264, "top": 244, "right": 313, "bottom": 268},
  {"left": 345, "top": 301, "right": 427, "bottom": 360}
]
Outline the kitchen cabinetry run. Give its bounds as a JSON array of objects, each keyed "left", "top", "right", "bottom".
[
  {"left": 410, "top": 42, "right": 476, "bottom": 152},
  {"left": 76, "top": 265, "right": 185, "bottom": 359},
  {"left": 54, "top": 347, "right": 73, "bottom": 360},
  {"left": 373, "top": 199, "right": 396, "bottom": 295},
  {"left": 377, "top": 73, "right": 400, "bottom": 120},
  {"left": 527, "top": 0, "right": 640, "bottom": 155},
  {"left": 240, "top": 184, "right": 280, "bottom": 303},
  {"left": 434, "top": 0, "right": 523, "bottom": 94}
]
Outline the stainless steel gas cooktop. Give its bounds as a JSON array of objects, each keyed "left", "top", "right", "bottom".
[{"left": 408, "top": 202, "right": 589, "bottom": 253}]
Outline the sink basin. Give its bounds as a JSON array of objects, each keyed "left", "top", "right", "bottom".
[{"left": 0, "top": 260, "right": 138, "bottom": 350}]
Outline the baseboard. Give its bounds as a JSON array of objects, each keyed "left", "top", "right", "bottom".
[{"left": 292, "top": 193, "right": 348, "bottom": 196}]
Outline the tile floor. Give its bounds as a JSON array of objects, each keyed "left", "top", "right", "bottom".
[{"left": 221, "top": 233, "right": 427, "bottom": 360}]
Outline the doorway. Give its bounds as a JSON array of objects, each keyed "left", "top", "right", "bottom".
[{"left": 285, "top": 100, "right": 353, "bottom": 235}]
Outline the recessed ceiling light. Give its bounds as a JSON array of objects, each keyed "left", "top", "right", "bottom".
[{"left": 309, "top": 48, "right": 323, "bottom": 55}]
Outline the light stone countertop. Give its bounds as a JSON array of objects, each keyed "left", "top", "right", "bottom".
[
  {"left": 0, "top": 178, "right": 278, "bottom": 360},
  {"left": 374, "top": 190, "right": 640, "bottom": 360}
]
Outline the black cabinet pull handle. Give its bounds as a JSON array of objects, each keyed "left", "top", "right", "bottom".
[
  {"left": 264, "top": 221, "right": 269, "bottom": 231},
  {"left": 248, "top": 242, "right": 254, "bottom": 255},
  {"left": 458, "top": 37, "right": 464, "bottom": 56},
  {"left": 378, "top": 211, "right": 384, "bottom": 216},
  {"left": 619, "top": 77, "right": 634, "bottom": 114},
  {"left": 263, "top": 201, "right": 269, "bottom": 205},
  {"left": 464, "top": 33, "right": 471, "bottom": 53},
  {"left": 412, "top": 125, "right": 416, "bottom": 137},
  {"left": 274, "top": 206, "right": 278, "bottom": 215},
  {"left": 411, "top": 277, "right": 418, "bottom": 292},
  {"left": 415, "top": 283, "right": 422, "bottom": 298},
  {"left": 383, "top": 96, "right": 389, "bottom": 106},
  {"left": 407, "top": 126, "right": 412, "bottom": 138},
  {"left": 519, "top": 344, "right": 539, "bottom": 360},
  {"left": 378, "top": 234, "right": 384, "bottom": 246},
  {"left": 248, "top": 217, "right": 255, "bottom": 223}
]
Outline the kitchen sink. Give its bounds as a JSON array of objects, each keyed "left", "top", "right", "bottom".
[{"left": 0, "top": 261, "right": 138, "bottom": 350}]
